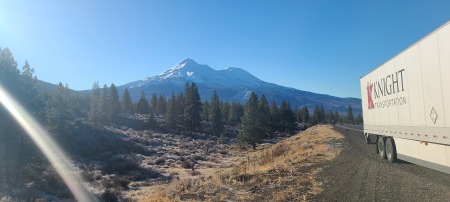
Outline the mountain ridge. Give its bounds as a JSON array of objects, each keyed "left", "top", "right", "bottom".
[{"left": 117, "top": 59, "right": 362, "bottom": 115}]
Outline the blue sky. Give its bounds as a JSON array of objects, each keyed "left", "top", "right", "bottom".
[{"left": 1, "top": 0, "right": 450, "bottom": 98}]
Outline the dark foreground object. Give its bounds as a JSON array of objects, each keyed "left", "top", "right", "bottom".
[{"left": 313, "top": 126, "right": 450, "bottom": 202}]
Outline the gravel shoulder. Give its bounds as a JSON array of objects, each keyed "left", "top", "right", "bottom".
[{"left": 314, "top": 125, "right": 450, "bottom": 202}]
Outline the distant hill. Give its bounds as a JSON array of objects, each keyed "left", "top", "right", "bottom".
[
  {"left": 116, "top": 58, "right": 362, "bottom": 115},
  {"left": 37, "top": 80, "right": 57, "bottom": 92}
]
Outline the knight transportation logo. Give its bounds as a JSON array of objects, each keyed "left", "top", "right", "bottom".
[{"left": 366, "top": 69, "right": 407, "bottom": 110}]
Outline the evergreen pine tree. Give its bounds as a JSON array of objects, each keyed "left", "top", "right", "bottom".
[
  {"left": 325, "top": 109, "right": 334, "bottom": 124},
  {"left": 148, "top": 104, "right": 158, "bottom": 128},
  {"left": 99, "top": 84, "right": 109, "bottom": 124},
  {"left": 183, "top": 82, "right": 202, "bottom": 132},
  {"left": 166, "top": 94, "right": 177, "bottom": 128},
  {"left": 136, "top": 90, "right": 149, "bottom": 114},
  {"left": 108, "top": 83, "right": 121, "bottom": 122},
  {"left": 270, "top": 100, "right": 281, "bottom": 131},
  {"left": 319, "top": 105, "right": 326, "bottom": 123},
  {"left": 0, "top": 48, "right": 19, "bottom": 77},
  {"left": 334, "top": 111, "right": 340, "bottom": 123},
  {"left": 46, "top": 82, "right": 74, "bottom": 133},
  {"left": 311, "top": 104, "right": 326, "bottom": 125},
  {"left": 258, "top": 95, "right": 271, "bottom": 137},
  {"left": 156, "top": 95, "right": 167, "bottom": 116},
  {"left": 239, "top": 92, "right": 265, "bottom": 149},
  {"left": 89, "top": 81, "right": 101, "bottom": 125},
  {"left": 311, "top": 105, "right": 319, "bottom": 125},
  {"left": 237, "top": 103, "right": 244, "bottom": 123},
  {"left": 301, "top": 106, "right": 309, "bottom": 124},
  {"left": 21, "top": 60, "right": 34, "bottom": 79},
  {"left": 227, "top": 102, "right": 245, "bottom": 126},
  {"left": 20, "top": 60, "right": 41, "bottom": 113},
  {"left": 347, "top": 105, "right": 354, "bottom": 124},
  {"left": 221, "top": 101, "right": 230, "bottom": 124},
  {"left": 201, "top": 101, "right": 210, "bottom": 122},
  {"left": 280, "top": 101, "right": 296, "bottom": 133},
  {"left": 175, "top": 92, "right": 185, "bottom": 126},
  {"left": 209, "top": 91, "right": 223, "bottom": 136},
  {"left": 150, "top": 93, "right": 158, "bottom": 114},
  {"left": 121, "top": 88, "right": 134, "bottom": 114},
  {"left": 295, "top": 107, "right": 302, "bottom": 123},
  {"left": 0, "top": 48, "right": 45, "bottom": 182},
  {"left": 228, "top": 102, "right": 238, "bottom": 125}
]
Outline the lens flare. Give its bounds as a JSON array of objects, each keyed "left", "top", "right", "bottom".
[{"left": 0, "top": 85, "right": 97, "bottom": 201}]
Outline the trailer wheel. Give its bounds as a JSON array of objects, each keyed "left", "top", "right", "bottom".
[
  {"left": 377, "top": 136, "right": 386, "bottom": 159},
  {"left": 385, "top": 137, "right": 397, "bottom": 163}
]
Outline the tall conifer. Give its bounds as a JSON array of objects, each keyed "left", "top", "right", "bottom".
[
  {"left": 166, "top": 94, "right": 176, "bottom": 128},
  {"left": 89, "top": 81, "right": 101, "bottom": 125},
  {"left": 259, "top": 95, "right": 271, "bottom": 136},
  {"left": 108, "top": 83, "right": 121, "bottom": 122},
  {"left": 121, "top": 88, "right": 134, "bottom": 114},
  {"left": 347, "top": 105, "right": 354, "bottom": 123},
  {"left": 183, "top": 82, "right": 202, "bottom": 132},
  {"left": 209, "top": 91, "right": 223, "bottom": 136},
  {"left": 239, "top": 92, "right": 264, "bottom": 149},
  {"left": 136, "top": 90, "right": 149, "bottom": 114}
]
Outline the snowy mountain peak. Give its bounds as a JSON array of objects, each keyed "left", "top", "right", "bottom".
[
  {"left": 178, "top": 58, "right": 198, "bottom": 66},
  {"left": 170, "top": 58, "right": 212, "bottom": 72},
  {"left": 135, "top": 59, "right": 263, "bottom": 88}
]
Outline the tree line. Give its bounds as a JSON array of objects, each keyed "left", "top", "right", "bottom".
[{"left": 86, "top": 81, "right": 360, "bottom": 149}]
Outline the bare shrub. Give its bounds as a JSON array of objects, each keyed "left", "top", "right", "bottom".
[
  {"left": 154, "top": 157, "right": 166, "bottom": 165},
  {"left": 181, "top": 161, "right": 193, "bottom": 169},
  {"left": 100, "top": 188, "right": 131, "bottom": 202},
  {"left": 218, "top": 150, "right": 228, "bottom": 155},
  {"left": 168, "top": 171, "right": 179, "bottom": 178},
  {"left": 102, "top": 176, "right": 130, "bottom": 190},
  {"left": 204, "top": 163, "right": 215, "bottom": 168},
  {"left": 301, "top": 142, "right": 314, "bottom": 150},
  {"left": 164, "top": 178, "right": 192, "bottom": 199},
  {"left": 259, "top": 149, "right": 273, "bottom": 165},
  {"left": 272, "top": 143, "right": 290, "bottom": 157},
  {"left": 191, "top": 170, "right": 201, "bottom": 176},
  {"left": 191, "top": 155, "right": 205, "bottom": 161},
  {"left": 103, "top": 156, "right": 139, "bottom": 175},
  {"left": 206, "top": 156, "right": 219, "bottom": 163}
]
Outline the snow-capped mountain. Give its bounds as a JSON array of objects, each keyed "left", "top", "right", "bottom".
[
  {"left": 118, "top": 58, "right": 361, "bottom": 114},
  {"left": 125, "top": 58, "right": 262, "bottom": 89}
]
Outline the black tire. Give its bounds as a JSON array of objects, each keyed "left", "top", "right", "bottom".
[
  {"left": 377, "top": 136, "right": 386, "bottom": 159},
  {"left": 385, "top": 137, "right": 397, "bottom": 163}
]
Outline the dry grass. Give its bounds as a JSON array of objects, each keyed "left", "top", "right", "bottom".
[{"left": 127, "top": 125, "right": 343, "bottom": 201}]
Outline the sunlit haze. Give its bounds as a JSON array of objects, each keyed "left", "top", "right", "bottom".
[{"left": 0, "top": 85, "right": 96, "bottom": 201}]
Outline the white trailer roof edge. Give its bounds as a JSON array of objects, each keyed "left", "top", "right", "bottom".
[{"left": 360, "top": 20, "right": 450, "bottom": 79}]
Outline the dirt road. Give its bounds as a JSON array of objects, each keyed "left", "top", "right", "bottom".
[{"left": 314, "top": 125, "right": 450, "bottom": 202}]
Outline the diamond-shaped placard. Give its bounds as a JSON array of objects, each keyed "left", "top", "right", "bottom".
[{"left": 430, "top": 107, "right": 438, "bottom": 124}]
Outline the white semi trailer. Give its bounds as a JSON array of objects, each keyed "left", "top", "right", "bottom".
[{"left": 360, "top": 21, "right": 450, "bottom": 174}]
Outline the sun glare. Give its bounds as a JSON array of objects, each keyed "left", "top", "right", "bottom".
[{"left": 0, "top": 85, "right": 97, "bottom": 201}]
